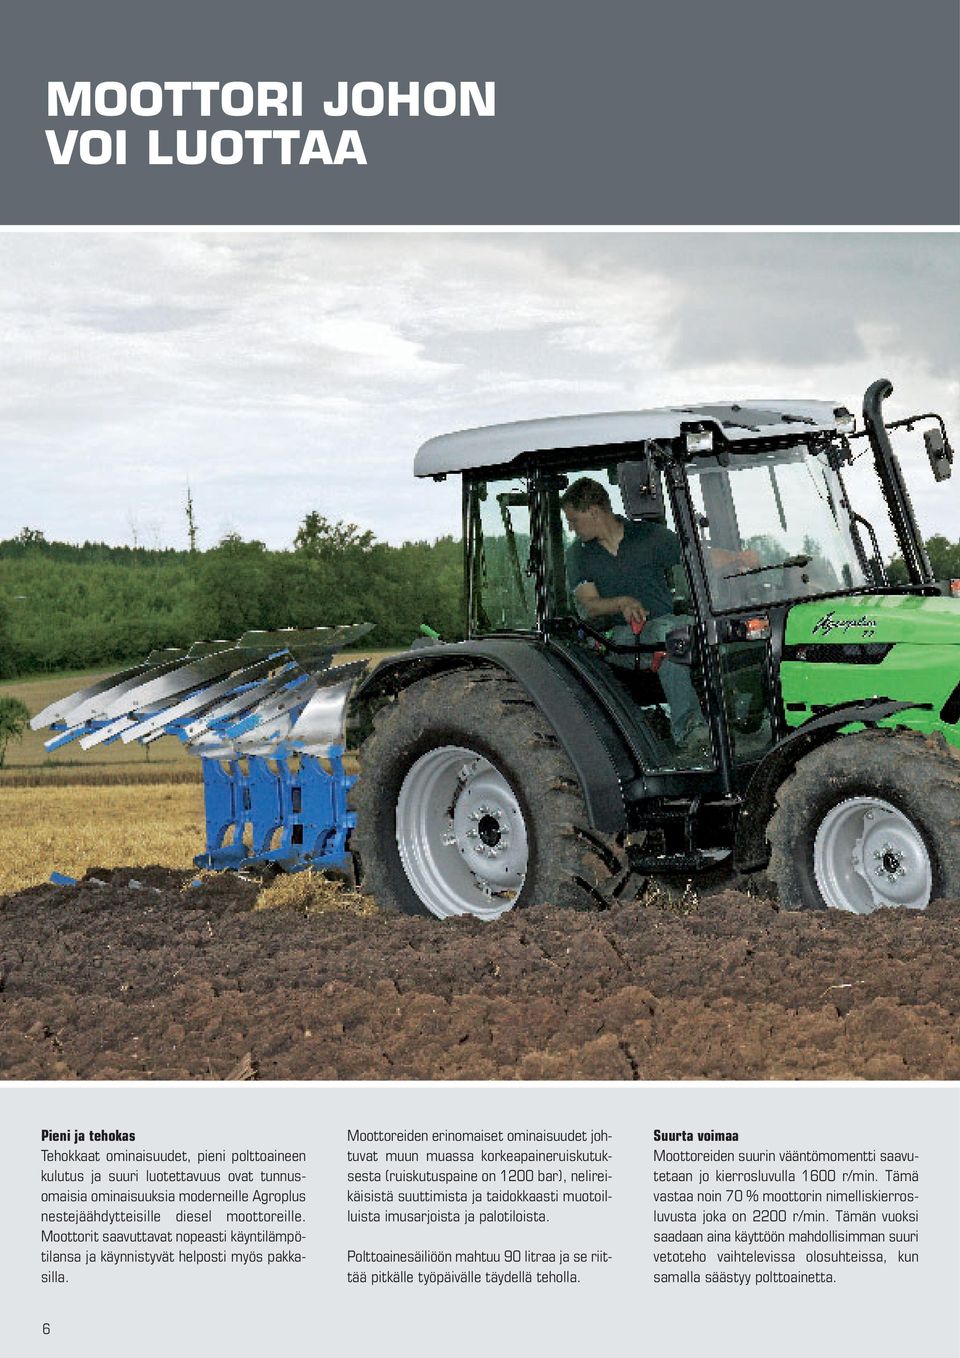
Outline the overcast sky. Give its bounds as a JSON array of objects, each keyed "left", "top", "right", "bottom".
[{"left": 0, "top": 232, "right": 956, "bottom": 550}]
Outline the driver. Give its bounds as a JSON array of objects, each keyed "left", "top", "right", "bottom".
[{"left": 561, "top": 477, "right": 709, "bottom": 754}]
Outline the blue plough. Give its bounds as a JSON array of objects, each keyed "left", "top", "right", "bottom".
[{"left": 31, "top": 626, "right": 371, "bottom": 875}]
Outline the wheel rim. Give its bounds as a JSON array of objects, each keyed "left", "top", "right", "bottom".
[
  {"left": 813, "top": 796, "right": 932, "bottom": 913},
  {"left": 396, "top": 745, "right": 529, "bottom": 920}
]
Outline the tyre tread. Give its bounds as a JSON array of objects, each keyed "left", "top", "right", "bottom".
[
  {"left": 353, "top": 666, "right": 640, "bottom": 916},
  {"left": 767, "top": 728, "right": 960, "bottom": 910}
]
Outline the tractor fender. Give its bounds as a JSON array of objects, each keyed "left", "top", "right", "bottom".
[
  {"left": 351, "top": 639, "right": 633, "bottom": 833},
  {"left": 734, "top": 697, "right": 927, "bottom": 872}
]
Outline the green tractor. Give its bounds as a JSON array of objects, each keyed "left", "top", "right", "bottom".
[
  {"left": 32, "top": 377, "right": 960, "bottom": 922},
  {"left": 351, "top": 378, "right": 960, "bottom": 918}
]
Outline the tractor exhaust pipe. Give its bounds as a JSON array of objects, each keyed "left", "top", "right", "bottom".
[{"left": 862, "top": 378, "right": 933, "bottom": 586}]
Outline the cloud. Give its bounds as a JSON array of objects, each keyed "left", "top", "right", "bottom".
[
  {"left": 0, "top": 232, "right": 956, "bottom": 549},
  {"left": 80, "top": 303, "right": 222, "bottom": 334}
]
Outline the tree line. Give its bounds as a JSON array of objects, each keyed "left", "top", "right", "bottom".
[
  {"left": 3, "top": 518, "right": 960, "bottom": 681},
  {"left": 887, "top": 535, "right": 960, "bottom": 585},
  {"left": 0, "top": 516, "right": 463, "bottom": 677}
]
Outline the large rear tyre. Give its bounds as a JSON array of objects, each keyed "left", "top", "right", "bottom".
[
  {"left": 352, "top": 669, "right": 642, "bottom": 919},
  {"left": 767, "top": 729, "right": 960, "bottom": 913}
]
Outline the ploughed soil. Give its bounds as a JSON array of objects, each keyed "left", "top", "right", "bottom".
[{"left": 2, "top": 867, "right": 960, "bottom": 1081}]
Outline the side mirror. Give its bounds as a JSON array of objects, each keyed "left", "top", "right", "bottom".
[
  {"left": 925, "top": 427, "right": 954, "bottom": 482},
  {"left": 618, "top": 458, "right": 665, "bottom": 521}
]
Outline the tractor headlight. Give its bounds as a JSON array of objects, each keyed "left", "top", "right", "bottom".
[
  {"left": 833, "top": 408, "right": 856, "bottom": 435},
  {"left": 685, "top": 429, "right": 714, "bottom": 454}
]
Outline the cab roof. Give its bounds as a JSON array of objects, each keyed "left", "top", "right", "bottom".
[{"left": 414, "top": 400, "right": 850, "bottom": 477}]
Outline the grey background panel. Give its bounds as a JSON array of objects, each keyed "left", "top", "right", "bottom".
[
  {"left": 4, "top": 1083, "right": 959, "bottom": 1357},
  {"left": 2, "top": 0, "right": 958, "bottom": 224}
]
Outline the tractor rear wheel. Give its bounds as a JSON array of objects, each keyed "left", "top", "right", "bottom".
[
  {"left": 767, "top": 729, "right": 960, "bottom": 913},
  {"left": 352, "top": 668, "right": 642, "bottom": 919}
]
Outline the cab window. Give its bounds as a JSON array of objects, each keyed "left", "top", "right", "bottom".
[
  {"left": 546, "top": 460, "right": 690, "bottom": 620},
  {"left": 468, "top": 477, "right": 537, "bottom": 633}
]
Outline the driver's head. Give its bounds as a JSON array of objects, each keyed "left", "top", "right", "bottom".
[{"left": 561, "top": 477, "right": 613, "bottom": 542}]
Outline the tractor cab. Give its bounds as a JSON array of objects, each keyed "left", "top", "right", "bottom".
[{"left": 416, "top": 379, "right": 955, "bottom": 798}]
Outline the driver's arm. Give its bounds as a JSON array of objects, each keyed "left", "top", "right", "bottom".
[{"left": 574, "top": 582, "right": 648, "bottom": 625}]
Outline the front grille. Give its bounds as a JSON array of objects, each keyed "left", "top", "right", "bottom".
[{"left": 782, "top": 642, "right": 892, "bottom": 664}]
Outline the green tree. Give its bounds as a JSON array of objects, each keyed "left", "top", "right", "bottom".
[
  {"left": 0, "top": 521, "right": 467, "bottom": 673},
  {"left": 0, "top": 597, "right": 17, "bottom": 678},
  {"left": 191, "top": 533, "right": 283, "bottom": 639},
  {"left": 294, "top": 511, "right": 375, "bottom": 559},
  {"left": 0, "top": 696, "right": 29, "bottom": 767}
]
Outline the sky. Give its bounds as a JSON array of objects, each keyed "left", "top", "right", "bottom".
[{"left": 0, "top": 231, "right": 956, "bottom": 552}]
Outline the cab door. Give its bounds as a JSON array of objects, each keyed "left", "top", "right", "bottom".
[
  {"left": 684, "top": 458, "right": 781, "bottom": 764},
  {"left": 541, "top": 458, "right": 717, "bottom": 773}
]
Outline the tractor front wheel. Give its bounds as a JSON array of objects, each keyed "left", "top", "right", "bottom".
[
  {"left": 352, "top": 668, "right": 641, "bottom": 919},
  {"left": 767, "top": 729, "right": 960, "bottom": 913}
]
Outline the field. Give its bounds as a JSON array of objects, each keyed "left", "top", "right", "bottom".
[
  {"left": 4, "top": 867, "right": 960, "bottom": 1081},
  {"left": 2, "top": 668, "right": 960, "bottom": 1082},
  {"left": 0, "top": 785, "right": 201, "bottom": 897}
]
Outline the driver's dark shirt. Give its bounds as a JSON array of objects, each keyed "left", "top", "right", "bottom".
[{"left": 566, "top": 516, "right": 680, "bottom": 623}]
